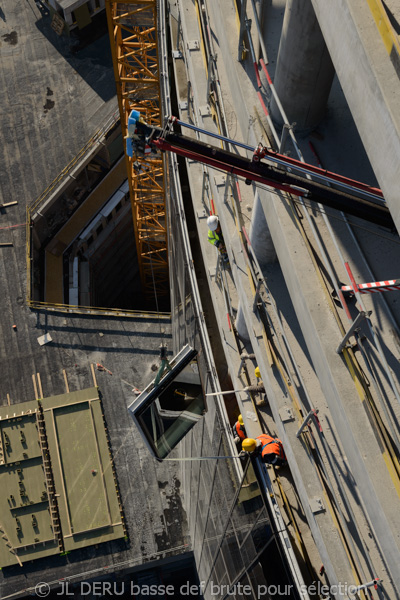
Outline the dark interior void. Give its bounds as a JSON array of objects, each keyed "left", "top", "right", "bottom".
[
  {"left": 66, "top": 199, "right": 170, "bottom": 312},
  {"left": 61, "top": 207, "right": 145, "bottom": 311},
  {"left": 30, "top": 121, "right": 171, "bottom": 312},
  {"left": 230, "top": 540, "right": 301, "bottom": 600},
  {"left": 129, "top": 554, "right": 204, "bottom": 599},
  {"left": 88, "top": 211, "right": 140, "bottom": 310}
]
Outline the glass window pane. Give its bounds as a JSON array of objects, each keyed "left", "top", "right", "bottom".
[
  {"left": 251, "top": 508, "right": 271, "bottom": 554},
  {"left": 237, "top": 508, "right": 271, "bottom": 565},
  {"left": 221, "top": 522, "right": 244, "bottom": 585},
  {"left": 213, "top": 554, "right": 229, "bottom": 597},
  {"left": 128, "top": 347, "right": 207, "bottom": 458},
  {"left": 247, "top": 561, "right": 268, "bottom": 599},
  {"left": 230, "top": 573, "right": 255, "bottom": 600}
]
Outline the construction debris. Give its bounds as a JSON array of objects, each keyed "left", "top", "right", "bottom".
[
  {"left": 96, "top": 363, "right": 112, "bottom": 375},
  {"left": 0, "top": 201, "right": 18, "bottom": 208},
  {"left": 37, "top": 333, "right": 53, "bottom": 346}
]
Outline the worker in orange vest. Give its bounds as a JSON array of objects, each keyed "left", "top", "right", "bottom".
[
  {"left": 242, "top": 434, "right": 287, "bottom": 466},
  {"left": 233, "top": 414, "right": 247, "bottom": 444}
]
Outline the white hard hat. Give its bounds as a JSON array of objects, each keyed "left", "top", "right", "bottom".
[{"left": 207, "top": 215, "right": 219, "bottom": 231}]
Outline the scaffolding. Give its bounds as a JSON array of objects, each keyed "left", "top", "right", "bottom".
[{"left": 106, "top": 0, "right": 169, "bottom": 301}]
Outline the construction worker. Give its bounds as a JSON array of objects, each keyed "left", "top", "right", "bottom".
[
  {"left": 207, "top": 215, "right": 229, "bottom": 263},
  {"left": 242, "top": 434, "right": 287, "bottom": 467},
  {"left": 174, "top": 388, "right": 187, "bottom": 401},
  {"left": 233, "top": 414, "right": 247, "bottom": 444},
  {"left": 171, "top": 387, "right": 188, "bottom": 410},
  {"left": 127, "top": 109, "right": 155, "bottom": 158}
]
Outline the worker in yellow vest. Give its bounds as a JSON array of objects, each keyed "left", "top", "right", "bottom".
[{"left": 207, "top": 216, "right": 229, "bottom": 263}]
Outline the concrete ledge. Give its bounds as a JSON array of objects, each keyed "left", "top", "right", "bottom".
[{"left": 260, "top": 189, "right": 400, "bottom": 591}]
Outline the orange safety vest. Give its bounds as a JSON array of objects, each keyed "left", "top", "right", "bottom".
[
  {"left": 234, "top": 421, "right": 246, "bottom": 441},
  {"left": 257, "top": 434, "right": 286, "bottom": 462}
]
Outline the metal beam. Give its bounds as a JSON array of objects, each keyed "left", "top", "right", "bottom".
[{"left": 152, "top": 131, "right": 394, "bottom": 229}]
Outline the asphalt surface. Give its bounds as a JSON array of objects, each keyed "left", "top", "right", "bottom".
[
  {"left": 0, "top": 1, "right": 190, "bottom": 596},
  {"left": 172, "top": 0, "right": 400, "bottom": 596}
]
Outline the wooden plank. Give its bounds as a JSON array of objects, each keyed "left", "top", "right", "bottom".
[
  {"left": 90, "top": 363, "right": 97, "bottom": 388},
  {"left": 0, "top": 201, "right": 18, "bottom": 208},
  {"left": 63, "top": 370, "right": 69, "bottom": 394},
  {"left": 0, "top": 243, "right": 13, "bottom": 247},
  {"left": 7, "top": 394, "right": 10, "bottom": 406},
  {"left": 11, "top": 551, "right": 22, "bottom": 567},
  {"left": 36, "top": 373, "right": 43, "bottom": 399},
  {"left": 32, "top": 375, "right": 39, "bottom": 401}
]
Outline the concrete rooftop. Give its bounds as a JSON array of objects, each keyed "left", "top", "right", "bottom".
[{"left": 0, "top": 2, "right": 190, "bottom": 597}]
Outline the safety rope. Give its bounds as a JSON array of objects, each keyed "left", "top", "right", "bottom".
[{"left": 159, "top": 455, "right": 240, "bottom": 461}]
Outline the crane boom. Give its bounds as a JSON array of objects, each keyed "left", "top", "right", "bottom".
[{"left": 129, "top": 113, "right": 395, "bottom": 231}]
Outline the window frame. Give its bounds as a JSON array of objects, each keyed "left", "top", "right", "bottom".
[{"left": 128, "top": 344, "right": 205, "bottom": 459}]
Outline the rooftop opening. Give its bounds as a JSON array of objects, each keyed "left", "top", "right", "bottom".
[{"left": 28, "top": 118, "right": 169, "bottom": 315}]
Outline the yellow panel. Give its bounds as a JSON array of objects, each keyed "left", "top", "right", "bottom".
[
  {"left": 366, "top": 0, "right": 400, "bottom": 56},
  {"left": 74, "top": 4, "right": 92, "bottom": 30}
]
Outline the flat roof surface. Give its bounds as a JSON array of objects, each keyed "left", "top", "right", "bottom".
[
  {"left": 57, "top": 0, "right": 87, "bottom": 12},
  {"left": 0, "top": 388, "right": 125, "bottom": 569},
  {"left": 0, "top": 0, "right": 188, "bottom": 594}
]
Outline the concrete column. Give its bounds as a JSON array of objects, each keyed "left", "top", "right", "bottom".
[
  {"left": 248, "top": 191, "right": 275, "bottom": 269},
  {"left": 270, "top": 0, "right": 335, "bottom": 133},
  {"left": 235, "top": 190, "right": 275, "bottom": 340},
  {"left": 253, "top": 0, "right": 264, "bottom": 62},
  {"left": 235, "top": 305, "right": 250, "bottom": 341}
]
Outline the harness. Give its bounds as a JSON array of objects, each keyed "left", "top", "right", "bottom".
[
  {"left": 260, "top": 436, "right": 285, "bottom": 460},
  {"left": 235, "top": 421, "right": 246, "bottom": 440},
  {"left": 208, "top": 229, "right": 224, "bottom": 247}
]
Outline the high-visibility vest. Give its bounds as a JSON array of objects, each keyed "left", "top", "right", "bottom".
[
  {"left": 234, "top": 421, "right": 246, "bottom": 441},
  {"left": 208, "top": 229, "right": 224, "bottom": 247},
  {"left": 258, "top": 434, "right": 286, "bottom": 462}
]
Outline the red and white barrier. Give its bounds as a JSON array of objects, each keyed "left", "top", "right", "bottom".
[{"left": 341, "top": 279, "right": 400, "bottom": 294}]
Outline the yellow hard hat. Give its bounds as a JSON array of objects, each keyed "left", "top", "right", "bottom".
[
  {"left": 238, "top": 414, "right": 244, "bottom": 425},
  {"left": 242, "top": 438, "right": 257, "bottom": 453},
  {"left": 255, "top": 367, "right": 261, "bottom": 378}
]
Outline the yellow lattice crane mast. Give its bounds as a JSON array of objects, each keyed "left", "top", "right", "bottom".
[{"left": 106, "top": 0, "right": 169, "bottom": 302}]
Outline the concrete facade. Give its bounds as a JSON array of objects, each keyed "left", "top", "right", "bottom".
[
  {"left": 47, "top": 0, "right": 105, "bottom": 30},
  {"left": 266, "top": 0, "right": 400, "bottom": 232},
  {"left": 270, "top": 0, "right": 335, "bottom": 132},
  {"left": 174, "top": 0, "right": 400, "bottom": 596},
  {"left": 310, "top": 0, "right": 400, "bottom": 233}
]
